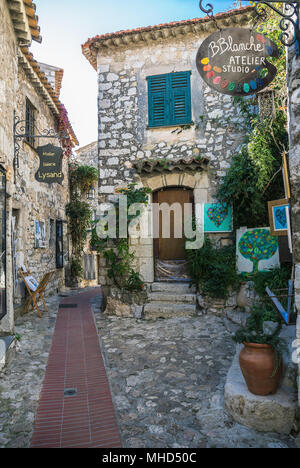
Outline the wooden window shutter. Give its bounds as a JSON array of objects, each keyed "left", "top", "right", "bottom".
[
  {"left": 147, "top": 74, "right": 169, "bottom": 127},
  {"left": 170, "top": 72, "right": 192, "bottom": 126},
  {"left": 147, "top": 72, "right": 191, "bottom": 128}
]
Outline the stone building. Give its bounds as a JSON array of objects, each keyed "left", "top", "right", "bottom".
[
  {"left": 287, "top": 27, "right": 300, "bottom": 407},
  {"left": 0, "top": 0, "right": 78, "bottom": 361},
  {"left": 82, "top": 6, "right": 254, "bottom": 301},
  {"left": 74, "top": 141, "right": 99, "bottom": 287}
]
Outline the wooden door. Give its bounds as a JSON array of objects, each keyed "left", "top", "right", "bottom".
[{"left": 153, "top": 188, "right": 193, "bottom": 261}]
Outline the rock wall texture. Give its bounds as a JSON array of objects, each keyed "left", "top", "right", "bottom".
[
  {"left": 96, "top": 26, "right": 250, "bottom": 288},
  {"left": 0, "top": 0, "right": 71, "bottom": 333},
  {"left": 288, "top": 41, "right": 300, "bottom": 406}
]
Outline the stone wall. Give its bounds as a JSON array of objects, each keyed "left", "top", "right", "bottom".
[
  {"left": 96, "top": 28, "right": 250, "bottom": 289},
  {"left": 0, "top": 0, "right": 19, "bottom": 333},
  {"left": 0, "top": 0, "right": 72, "bottom": 333},
  {"left": 287, "top": 39, "right": 300, "bottom": 406},
  {"left": 11, "top": 65, "right": 71, "bottom": 308}
]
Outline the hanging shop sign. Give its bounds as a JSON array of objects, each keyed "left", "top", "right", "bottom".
[
  {"left": 35, "top": 143, "right": 64, "bottom": 184},
  {"left": 196, "top": 28, "right": 279, "bottom": 96}
]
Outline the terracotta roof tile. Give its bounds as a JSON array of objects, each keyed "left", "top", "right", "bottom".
[
  {"left": 20, "top": 46, "right": 79, "bottom": 147},
  {"left": 23, "top": 0, "right": 42, "bottom": 43},
  {"left": 82, "top": 6, "right": 254, "bottom": 70},
  {"left": 134, "top": 157, "right": 210, "bottom": 174}
]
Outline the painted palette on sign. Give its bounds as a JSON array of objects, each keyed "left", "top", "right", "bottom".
[{"left": 196, "top": 28, "right": 279, "bottom": 96}]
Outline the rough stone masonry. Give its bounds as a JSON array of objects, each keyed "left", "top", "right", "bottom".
[{"left": 81, "top": 8, "right": 255, "bottom": 290}]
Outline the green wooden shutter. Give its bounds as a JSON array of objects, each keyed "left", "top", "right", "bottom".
[
  {"left": 147, "top": 74, "right": 169, "bottom": 127},
  {"left": 169, "top": 72, "right": 192, "bottom": 126},
  {"left": 148, "top": 71, "right": 191, "bottom": 127}
]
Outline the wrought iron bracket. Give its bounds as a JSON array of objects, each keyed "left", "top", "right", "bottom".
[
  {"left": 199, "top": 1, "right": 300, "bottom": 53},
  {"left": 13, "top": 112, "right": 69, "bottom": 169}
]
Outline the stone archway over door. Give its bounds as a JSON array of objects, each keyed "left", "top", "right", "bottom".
[{"left": 153, "top": 187, "right": 193, "bottom": 281}]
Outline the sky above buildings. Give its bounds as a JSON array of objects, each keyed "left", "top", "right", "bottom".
[{"left": 31, "top": 0, "right": 246, "bottom": 148}]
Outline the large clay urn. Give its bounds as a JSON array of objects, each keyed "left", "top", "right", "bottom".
[{"left": 239, "top": 342, "right": 282, "bottom": 396}]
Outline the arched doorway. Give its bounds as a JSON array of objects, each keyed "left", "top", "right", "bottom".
[{"left": 153, "top": 186, "right": 193, "bottom": 282}]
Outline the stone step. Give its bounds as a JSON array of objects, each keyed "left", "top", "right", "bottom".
[
  {"left": 148, "top": 292, "right": 196, "bottom": 304},
  {"left": 151, "top": 282, "right": 196, "bottom": 294},
  {"left": 225, "top": 344, "right": 298, "bottom": 435},
  {"left": 143, "top": 302, "right": 196, "bottom": 320}
]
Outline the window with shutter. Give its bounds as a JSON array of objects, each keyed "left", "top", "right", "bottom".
[{"left": 147, "top": 71, "right": 192, "bottom": 128}]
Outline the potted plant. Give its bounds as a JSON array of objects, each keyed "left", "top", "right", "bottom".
[{"left": 232, "top": 305, "right": 287, "bottom": 396}]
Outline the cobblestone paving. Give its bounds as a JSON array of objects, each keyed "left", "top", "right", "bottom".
[
  {"left": 94, "top": 308, "right": 297, "bottom": 449},
  {"left": 0, "top": 290, "right": 297, "bottom": 448}
]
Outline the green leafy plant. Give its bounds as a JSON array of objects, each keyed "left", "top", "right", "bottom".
[
  {"left": 69, "top": 163, "right": 98, "bottom": 197},
  {"left": 71, "top": 257, "right": 84, "bottom": 279},
  {"left": 66, "top": 163, "right": 97, "bottom": 281},
  {"left": 185, "top": 236, "right": 241, "bottom": 298},
  {"left": 216, "top": 6, "right": 288, "bottom": 230},
  {"left": 66, "top": 200, "right": 92, "bottom": 258},
  {"left": 250, "top": 264, "right": 292, "bottom": 298},
  {"left": 91, "top": 184, "right": 151, "bottom": 292}
]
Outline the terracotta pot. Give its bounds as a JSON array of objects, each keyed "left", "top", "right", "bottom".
[{"left": 239, "top": 342, "right": 282, "bottom": 396}]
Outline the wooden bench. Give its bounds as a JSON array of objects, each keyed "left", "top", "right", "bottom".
[{"left": 19, "top": 267, "right": 54, "bottom": 318}]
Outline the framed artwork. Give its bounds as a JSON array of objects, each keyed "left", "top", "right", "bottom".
[
  {"left": 34, "top": 220, "right": 46, "bottom": 248},
  {"left": 268, "top": 199, "right": 290, "bottom": 236},
  {"left": 282, "top": 152, "right": 291, "bottom": 199},
  {"left": 204, "top": 203, "right": 232, "bottom": 233},
  {"left": 236, "top": 227, "right": 280, "bottom": 274}
]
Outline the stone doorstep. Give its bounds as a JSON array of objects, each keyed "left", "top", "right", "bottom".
[
  {"left": 148, "top": 292, "right": 196, "bottom": 304},
  {"left": 143, "top": 302, "right": 196, "bottom": 321},
  {"left": 151, "top": 282, "right": 196, "bottom": 294},
  {"left": 224, "top": 345, "right": 298, "bottom": 436},
  {"left": 0, "top": 336, "right": 16, "bottom": 372}
]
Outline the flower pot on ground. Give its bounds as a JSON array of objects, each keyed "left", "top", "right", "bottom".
[
  {"left": 233, "top": 305, "right": 286, "bottom": 396},
  {"left": 239, "top": 342, "right": 282, "bottom": 395}
]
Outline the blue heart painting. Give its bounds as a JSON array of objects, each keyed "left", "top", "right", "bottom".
[
  {"left": 204, "top": 203, "right": 232, "bottom": 232},
  {"left": 273, "top": 205, "right": 288, "bottom": 231}
]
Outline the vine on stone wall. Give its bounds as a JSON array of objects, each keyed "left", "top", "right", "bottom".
[
  {"left": 186, "top": 6, "right": 289, "bottom": 298},
  {"left": 91, "top": 183, "right": 152, "bottom": 291},
  {"left": 66, "top": 163, "right": 98, "bottom": 280}
]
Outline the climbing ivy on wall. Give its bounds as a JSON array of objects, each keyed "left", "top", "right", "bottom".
[
  {"left": 66, "top": 163, "right": 98, "bottom": 280},
  {"left": 185, "top": 6, "right": 290, "bottom": 299},
  {"left": 91, "top": 183, "right": 152, "bottom": 291},
  {"left": 217, "top": 5, "right": 288, "bottom": 229},
  {"left": 217, "top": 109, "right": 287, "bottom": 229}
]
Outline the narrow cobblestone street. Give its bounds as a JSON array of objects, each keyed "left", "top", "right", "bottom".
[
  {"left": 0, "top": 289, "right": 296, "bottom": 448},
  {"left": 96, "top": 296, "right": 296, "bottom": 448}
]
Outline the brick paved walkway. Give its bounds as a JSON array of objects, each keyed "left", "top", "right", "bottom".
[{"left": 30, "top": 289, "right": 122, "bottom": 448}]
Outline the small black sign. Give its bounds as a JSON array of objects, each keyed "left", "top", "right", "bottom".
[
  {"left": 196, "top": 28, "right": 279, "bottom": 96},
  {"left": 35, "top": 143, "right": 64, "bottom": 184}
]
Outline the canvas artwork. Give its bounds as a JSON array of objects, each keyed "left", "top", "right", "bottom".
[
  {"left": 25, "top": 275, "right": 39, "bottom": 292},
  {"left": 204, "top": 203, "right": 232, "bottom": 233},
  {"left": 34, "top": 220, "right": 46, "bottom": 249},
  {"left": 268, "top": 199, "right": 290, "bottom": 236},
  {"left": 236, "top": 227, "right": 280, "bottom": 274}
]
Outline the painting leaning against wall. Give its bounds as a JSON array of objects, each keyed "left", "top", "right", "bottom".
[{"left": 236, "top": 227, "right": 280, "bottom": 274}]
